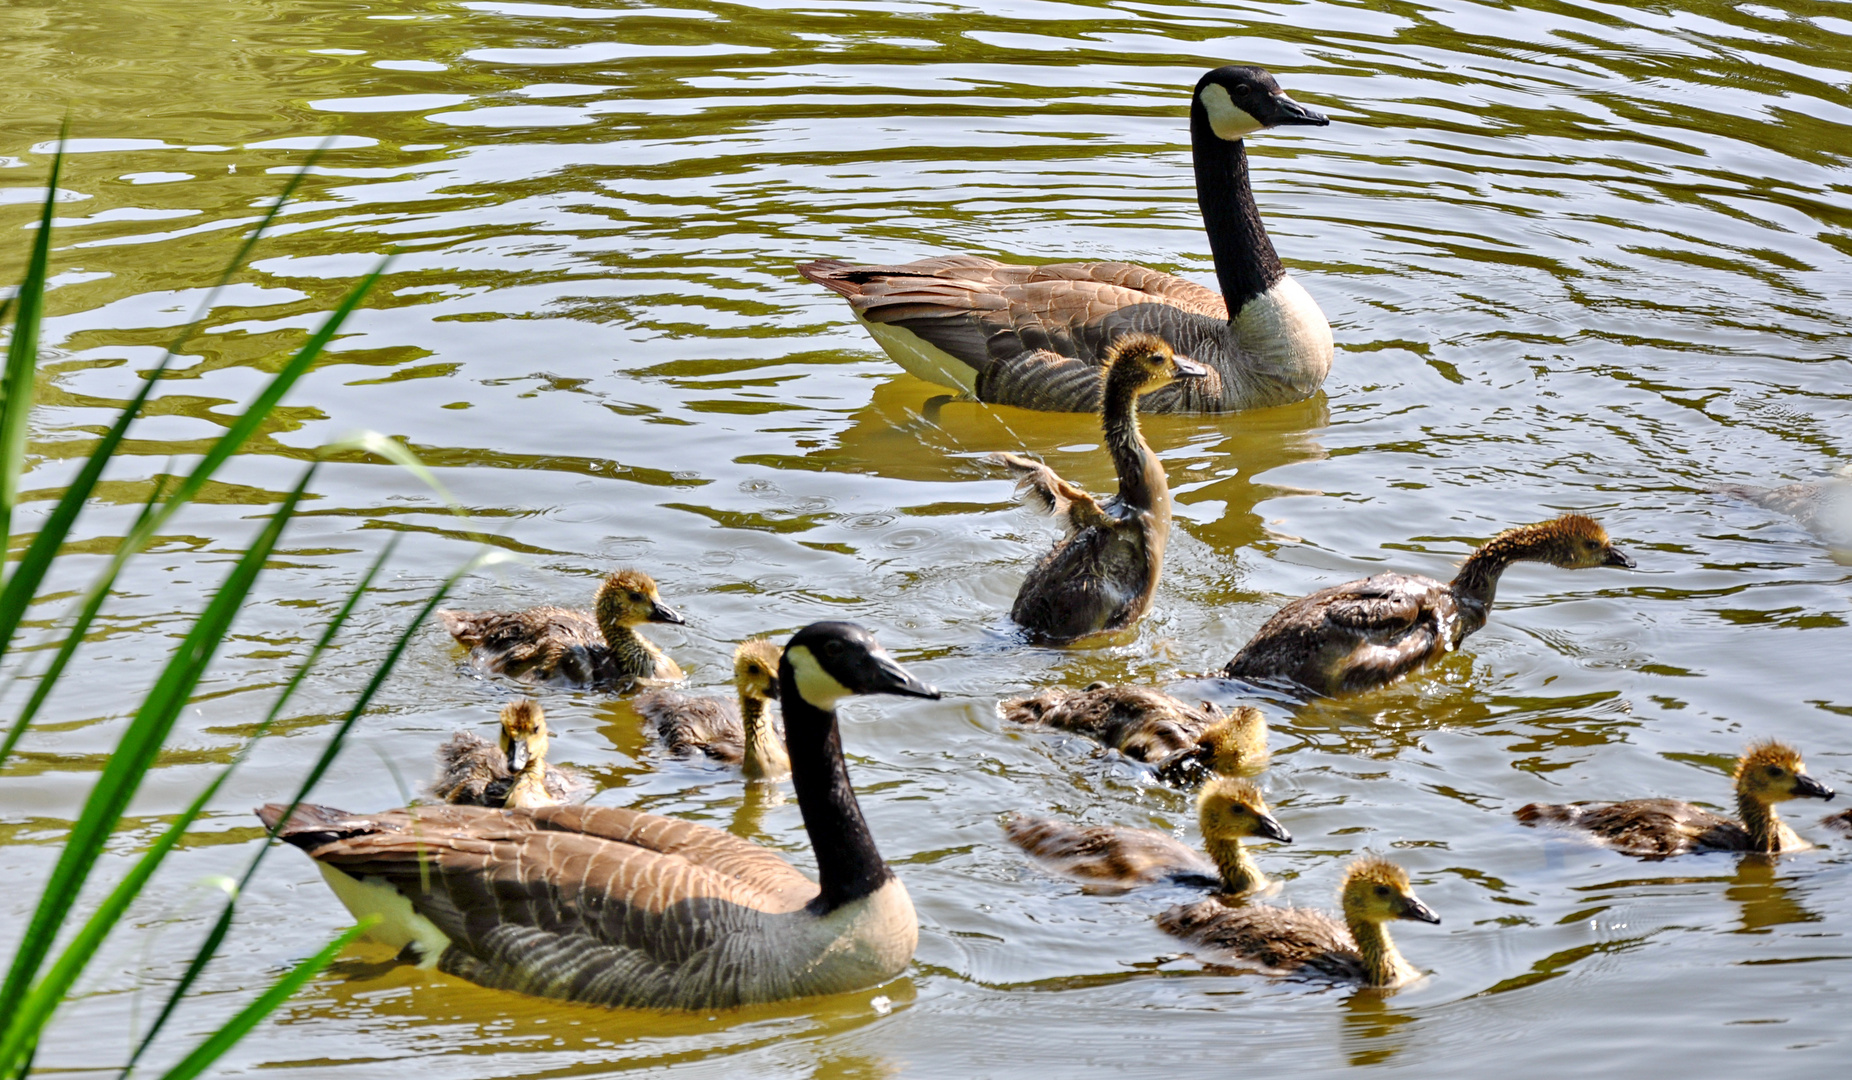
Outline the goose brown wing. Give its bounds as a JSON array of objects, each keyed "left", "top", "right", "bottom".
[
  {"left": 634, "top": 690, "right": 746, "bottom": 761},
  {"left": 987, "top": 452, "right": 1112, "bottom": 534},
  {"left": 1003, "top": 812, "right": 1213, "bottom": 886},
  {"left": 1158, "top": 898, "right": 1363, "bottom": 979},
  {"left": 1518, "top": 798, "right": 1744, "bottom": 858}
]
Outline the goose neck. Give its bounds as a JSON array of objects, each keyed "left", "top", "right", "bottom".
[
  {"left": 1101, "top": 373, "right": 1164, "bottom": 514},
  {"left": 1736, "top": 790, "right": 1781, "bottom": 852},
  {"left": 1204, "top": 836, "right": 1265, "bottom": 894},
  {"left": 1191, "top": 104, "right": 1286, "bottom": 315},
  {"left": 1349, "top": 917, "right": 1407, "bottom": 988},
  {"left": 781, "top": 689, "right": 891, "bottom": 910},
  {"left": 739, "top": 693, "right": 789, "bottom": 780},
  {"left": 1449, "top": 526, "right": 1557, "bottom": 609}
]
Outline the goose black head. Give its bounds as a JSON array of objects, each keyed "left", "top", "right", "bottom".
[
  {"left": 781, "top": 621, "right": 940, "bottom": 710},
  {"left": 1194, "top": 65, "right": 1328, "bottom": 141}
]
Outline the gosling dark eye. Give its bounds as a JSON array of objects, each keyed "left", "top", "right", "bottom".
[
  {"left": 628, "top": 591, "right": 642, "bottom": 602},
  {"left": 1374, "top": 885, "right": 1390, "bottom": 897},
  {"left": 1766, "top": 765, "right": 1782, "bottom": 777}
]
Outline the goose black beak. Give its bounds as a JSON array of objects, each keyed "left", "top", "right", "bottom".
[
  {"left": 1400, "top": 897, "right": 1441, "bottom": 925},
  {"left": 648, "top": 598, "right": 686, "bottom": 625},
  {"left": 506, "top": 740, "right": 530, "bottom": 773},
  {"left": 1603, "top": 546, "right": 1636, "bottom": 569},
  {"left": 866, "top": 650, "right": 941, "bottom": 700},
  {"left": 1254, "top": 814, "right": 1293, "bottom": 844},
  {"left": 1173, "top": 355, "right": 1211, "bottom": 380},
  {"left": 1794, "top": 773, "right": 1835, "bottom": 802},
  {"left": 1271, "top": 92, "right": 1328, "bottom": 127}
]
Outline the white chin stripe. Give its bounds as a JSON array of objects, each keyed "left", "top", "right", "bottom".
[
  {"left": 1200, "top": 84, "right": 1262, "bottom": 140},
  {"left": 786, "top": 645, "right": 853, "bottom": 708}
]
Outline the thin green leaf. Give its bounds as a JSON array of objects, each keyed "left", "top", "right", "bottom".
[
  {"left": 0, "top": 468, "right": 313, "bottom": 1028},
  {"left": 0, "top": 133, "right": 64, "bottom": 557},
  {"left": 321, "top": 430, "right": 464, "bottom": 513},
  {"left": 154, "top": 921, "right": 373, "bottom": 1080}
]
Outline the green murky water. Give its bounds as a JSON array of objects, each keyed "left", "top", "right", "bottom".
[{"left": 3, "top": 0, "right": 1850, "bottom": 1074}]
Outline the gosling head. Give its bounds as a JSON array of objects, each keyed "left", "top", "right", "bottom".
[
  {"left": 1340, "top": 857, "right": 1440, "bottom": 927},
  {"left": 733, "top": 638, "right": 783, "bottom": 703},
  {"left": 497, "top": 698, "right": 548, "bottom": 773},
  {"left": 1198, "top": 777, "right": 1291, "bottom": 844},
  {"left": 1198, "top": 705, "right": 1268, "bottom": 775},
  {"left": 1102, "top": 333, "right": 1209, "bottom": 396},
  {"left": 1193, "top": 65, "right": 1329, "bottom": 142},
  {"left": 1735, "top": 740, "right": 1834, "bottom": 806},
  {"left": 594, "top": 569, "right": 685, "bottom": 633},
  {"left": 780, "top": 621, "right": 940, "bottom": 713},
  {"left": 1516, "top": 514, "right": 1635, "bottom": 570}
]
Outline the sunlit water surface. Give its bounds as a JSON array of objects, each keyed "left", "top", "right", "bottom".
[{"left": 3, "top": 0, "right": 1850, "bottom": 1075}]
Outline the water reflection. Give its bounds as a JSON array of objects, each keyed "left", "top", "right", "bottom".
[
  {"left": 1339, "top": 989, "right": 1419, "bottom": 1067},
  {"left": 1724, "top": 855, "right": 1820, "bottom": 935}
]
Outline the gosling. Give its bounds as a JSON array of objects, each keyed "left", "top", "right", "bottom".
[
  {"left": 431, "top": 699, "right": 589, "bottom": 808},
  {"left": 989, "top": 333, "right": 1207, "bottom": 642},
  {"left": 1003, "top": 778, "right": 1289, "bottom": 894},
  {"left": 1002, "top": 683, "right": 1265, "bottom": 780},
  {"left": 1223, "top": 514, "right": 1635, "bottom": 696},
  {"left": 437, "top": 568, "right": 684, "bottom": 690},
  {"left": 634, "top": 639, "right": 789, "bottom": 780},
  {"left": 1158, "top": 856, "right": 1440, "bottom": 988},
  {"left": 1821, "top": 809, "right": 1852, "bottom": 837},
  {"left": 1516, "top": 739, "right": 1835, "bottom": 857}
]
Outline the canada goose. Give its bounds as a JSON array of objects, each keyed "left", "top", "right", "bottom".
[
  {"left": 1822, "top": 809, "right": 1852, "bottom": 837},
  {"left": 1002, "top": 683, "right": 1265, "bottom": 780},
  {"left": 634, "top": 639, "right": 790, "bottom": 780},
  {"left": 990, "top": 334, "right": 1205, "bottom": 642},
  {"left": 1714, "top": 467, "right": 1852, "bottom": 550},
  {"left": 1223, "top": 514, "right": 1636, "bottom": 697},
  {"left": 798, "top": 66, "right": 1332, "bottom": 414},
  {"left": 256, "top": 621, "right": 941, "bottom": 1010},
  {"left": 430, "top": 699, "right": 590, "bottom": 808},
  {"left": 436, "top": 568, "right": 684, "bottom": 690},
  {"left": 1158, "top": 856, "right": 1439, "bottom": 988},
  {"left": 1003, "top": 777, "right": 1289, "bottom": 893},
  {"left": 1516, "top": 740, "right": 1835, "bottom": 857}
]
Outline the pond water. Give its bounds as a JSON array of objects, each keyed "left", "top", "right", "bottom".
[{"left": 3, "top": 0, "right": 1849, "bottom": 1075}]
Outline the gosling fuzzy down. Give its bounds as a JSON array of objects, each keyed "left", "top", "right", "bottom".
[
  {"left": 1158, "top": 856, "right": 1440, "bottom": 988},
  {"left": 431, "top": 700, "right": 590, "bottom": 808},
  {"left": 437, "top": 569, "right": 685, "bottom": 690},
  {"left": 1001, "top": 684, "right": 1265, "bottom": 781},
  {"left": 635, "top": 639, "right": 790, "bottom": 780},
  {"left": 1516, "top": 740, "right": 1835, "bottom": 857}
]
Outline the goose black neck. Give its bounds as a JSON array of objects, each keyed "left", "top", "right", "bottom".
[
  {"left": 1101, "top": 367, "right": 1161, "bottom": 512},
  {"left": 1190, "top": 102, "right": 1285, "bottom": 314},
  {"left": 779, "top": 678, "right": 891, "bottom": 911}
]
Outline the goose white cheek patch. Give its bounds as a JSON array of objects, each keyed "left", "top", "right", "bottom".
[
  {"left": 1200, "top": 84, "right": 1263, "bottom": 139},
  {"left": 787, "top": 645, "right": 853, "bottom": 708}
]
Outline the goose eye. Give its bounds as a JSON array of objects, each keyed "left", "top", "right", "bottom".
[
  {"left": 1235, "top": 84, "right": 1250, "bottom": 96},
  {"left": 628, "top": 591, "right": 642, "bottom": 602},
  {"left": 1766, "top": 765, "right": 1783, "bottom": 777},
  {"left": 1374, "top": 884, "right": 1390, "bottom": 897}
]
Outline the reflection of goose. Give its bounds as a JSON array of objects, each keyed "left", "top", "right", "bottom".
[
  {"left": 1714, "top": 467, "right": 1852, "bottom": 550},
  {"left": 257, "top": 621, "right": 940, "bottom": 1010},
  {"left": 1003, "top": 778, "right": 1288, "bottom": 893},
  {"left": 1001, "top": 683, "right": 1266, "bottom": 780},
  {"left": 1158, "top": 856, "right": 1439, "bottom": 987},
  {"left": 1517, "top": 740, "right": 1835, "bottom": 857},
  {"left": 635, "top": 639, "right": 789, "bottom": 780},
  {"left": 437, "top": 569, "right": 684, "bottom": 690},
  {"left": 799, "top": 66, "right": 1332, "bottom": 415},
  {"left": 1224, "top": 515, "right": 1635, "bottom": 697},
  {"left": 431, "top": 699, "right": 589, "bottom": 808},
  {"left": 990, "top": 334, "right": 1204, "bottom": 641}
]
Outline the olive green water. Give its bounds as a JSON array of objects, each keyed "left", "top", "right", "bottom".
[{"left": 3, "top": 0, "right": 1850, "bottom": 1075}]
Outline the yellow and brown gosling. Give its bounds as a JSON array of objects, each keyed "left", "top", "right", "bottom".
[
  {"left": 437, "top": 568, "right": 684, "bottom": 690},
  {"left": 1003, "top": 778, "right": 1289, "bottom": 893},
  {"left": 634, "top": 639, "right": 789, "bottom": 780},
  {"left": 1223, "top": 514, "right": 1635, "bottom": 697},
  {"left": 1821, "top": 808, "right": 1852, "bottom": 837},
  {"left": 431, "top": 699, "right": 589, "bottom": 808},
  {"left": 987, "top": 334, "right": 1208, "bottom": 643},
  {"left": 1002, "top": 683, "right": 1262, "bottom": 783},
  {"left": 1517, "top": 739, "right": 1835, "bottom": 857},
  {"left": 1158, "top": 856, "right": 1440, "bottom": 988}
]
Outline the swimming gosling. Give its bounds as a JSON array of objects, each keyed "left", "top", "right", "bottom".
[
  {"left": 430, "top": 699, "right": 590, "bottom": 808},
  {"left": 1158, "top": 856, "right": 1440, "bottom": 988},
  {"left": 989, "top": 333, "right": 1207, "bottom": 642},
  {"left": 1002, "top": 683, "right": 1265, "bottom": 780},
  {"left": 1223, "top": 514, "right": 1635, "bottom": 696},
  {"left": 1516, "top": 739, "right": 1835, "bottom": 857},
  {"left": 437, "top": 568, "right": 684, "bottom": 690},
  {"left": 634, "top": 639, "right": 789, "bottom": 780},
  {"left": 1004, "top": 778, "right": 1289, "bottom": 893}
]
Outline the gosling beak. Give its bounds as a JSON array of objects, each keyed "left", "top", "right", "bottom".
[
  {"left": 1253, "top": 813, "right": 1293, "bottom": 844},
  {"left": 647, "top": 598, "right": 686, "bottom": 625},
  {"left": 1270, "top": 91, "right": 1329, "bottom": 127},
  {"left": 506, "top": 740, "right": 529, "bottom": 773},
  {"left": 1794, "top": 773, "right": 1835, "bottom": 802},
  {"left": 1172, "top": 355, "right": 1211, "bottom": 380},
  {"left": 1603, "top": 546, "right": 1637, "bottom": 569},
  {"left": 1400, "top": 896, "right": 1442, "bottom": 925},
  {"left": 764, "top": 675, "right": 782, "bottom": 701}
]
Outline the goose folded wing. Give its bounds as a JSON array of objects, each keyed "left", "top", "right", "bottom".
[{"left": 1318, "top": 580, "right": 1425, "bottom": 635}]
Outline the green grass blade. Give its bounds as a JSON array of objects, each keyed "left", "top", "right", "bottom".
[
  {"left": 0, "top": 467, "right": 313, "bottom": 1028},
  {"left": 153, "top": 921, "right": 372, "bottom": 1080},
  {"left": 0, "top": 136, "right": 64, "bottom": 558}
]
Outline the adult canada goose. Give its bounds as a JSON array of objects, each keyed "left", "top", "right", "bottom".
[
  {"left": 799, "top": 66, "right": 1332, "bottom": 414},
  {"left": 991, "top": 334, "right": 1205, "bottom": 641},
  {"left": 1516, "top": 740, "right": 1835, "bottom": 857},
  {"left": 1714, "top": 466, "right": 1852, "bottom": 551},
  {"left": 1001, "top": 683, "right": 1266, "bottom": 781},
  {"left": 1003, "top": 777, "right": 1289, "bottom": 893},
  {"left": 430, "top": 699, "right": 590, "bottom": 808},
  {"left": 1223, "top": 514, "right": 1636, "bottom": 697},
  {"left": 256, "top": 621, "right": 940, "bottom": 1010},
  {"left": 436, "top": 568, "right": 684, "bottom": 690},
  {"left": 634, "top": 639, "right": 790, "bottom": 780},
  {"left": 1158, "top": 856, "right": 1439, "bottom": 988}
]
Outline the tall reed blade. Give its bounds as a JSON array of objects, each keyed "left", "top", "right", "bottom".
[{"left": 0, "top": 134, "right": 64, "bottom": 560}]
